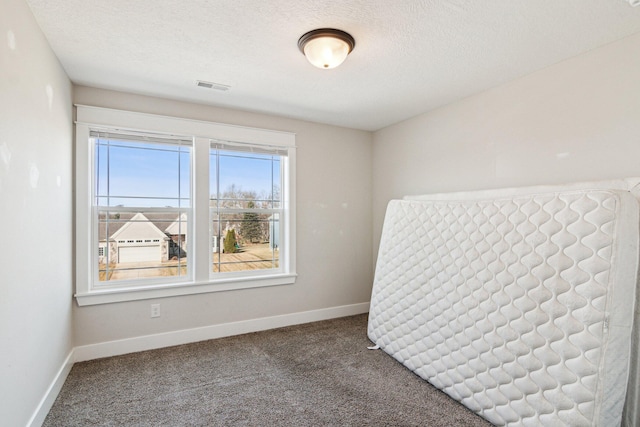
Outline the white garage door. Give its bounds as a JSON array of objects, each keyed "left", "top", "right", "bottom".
[{"left": 118, "top": 246, "right": 159, "bottom": 263}]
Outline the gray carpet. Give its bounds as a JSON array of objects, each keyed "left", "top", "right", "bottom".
[{"left": 44, "top": 314, "right": 491, "bottom": 426}]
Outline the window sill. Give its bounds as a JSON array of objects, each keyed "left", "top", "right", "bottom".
[{"left": 75, "top": 273, "right": 298, "bottom": 306}]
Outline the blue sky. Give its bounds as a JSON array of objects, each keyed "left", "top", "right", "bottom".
[
  {"left": 96, "top": 139, "right": 280, "bottom": 208},
  {"left": 212, "top": 151, "right": 280, "bottom": 201}
]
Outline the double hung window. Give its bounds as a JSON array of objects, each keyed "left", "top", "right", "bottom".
[
  {"left": 210, "top": 142, "right": 285, "bottom": 275},
  {"left": 75, "top": 106, "right": 296, "bottom": 305},
  {"left": 94, "top": 132, "right": 191, "bottom": 283}
]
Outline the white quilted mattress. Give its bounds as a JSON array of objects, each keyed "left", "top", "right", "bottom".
[{"left": 368, "top": 181, "right": 640, "bottom": 426}]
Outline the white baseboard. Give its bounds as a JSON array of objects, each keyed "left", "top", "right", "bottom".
[
  {"left": 74, "top": 302, "right": 370, "bottom": 362},
  {"left": 28, "top": 350, "right": 75, "bottom": 427}
]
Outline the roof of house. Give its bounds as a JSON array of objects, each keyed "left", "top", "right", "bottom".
[
  {"left": 110, "top": 212, "right": 168, "bottom": 242},
  {"left": 98, "top": 212, "right": 186, "bottom": 241},
  {"left": 165, "top": 213, "right": 188, "bottom": 236}
]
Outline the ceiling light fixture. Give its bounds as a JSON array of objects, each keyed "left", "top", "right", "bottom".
[{"left": 298, "top": 28, "right": 355, "bottom": 69}]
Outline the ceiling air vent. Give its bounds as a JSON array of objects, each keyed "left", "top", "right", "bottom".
[{"left": 196, "top": 80, "right": 231, "bottom": 91}]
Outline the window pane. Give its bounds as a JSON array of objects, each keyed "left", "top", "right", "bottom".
[
  {"left": 95, "top": 138, "right": 191, "bottom": 208},
  {"left": 97, "top": 211, "right": 189, "bottom": 282},
  {"left": 216, "top": 150, "right": 281, "bottom": 207},
  {"left": 210, "top": 144, "right": 284, "bottom": 278},
  {"left": 211, "top": 212, "right": 279, "bottom": 273}
]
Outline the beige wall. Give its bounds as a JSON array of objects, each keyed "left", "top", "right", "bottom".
[
  {"left": 72, "top": 86, "right": 373, "bottom": 346},
  {"left": 0, "top": 0, "right": 73, "bottom": 425},
  {"left": 372, "top": 32, "right": 640, "bottom": 260}
]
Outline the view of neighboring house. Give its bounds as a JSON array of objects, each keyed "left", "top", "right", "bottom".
[
  {"left": 96, "top": 210, "right": 281, "bottom": 282},
  {"left": 99, "top": 212, "right": 187, "bottom": 264},
  {"left": 98, "top": 211, "right": 273, "bottom": 264}
]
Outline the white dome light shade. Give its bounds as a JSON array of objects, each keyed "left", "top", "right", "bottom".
[
  {"left": 303, "top": 36, "right": 350, "bottom": 69},
  {"left": 298, "top": 29, "right": 355, "bottom": 69}
]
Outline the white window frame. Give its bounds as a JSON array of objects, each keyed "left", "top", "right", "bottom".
[{"left": 75, "top": 105, "right": 297, "bottom": 306}]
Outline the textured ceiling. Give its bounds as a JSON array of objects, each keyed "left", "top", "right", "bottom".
[{"left": 24, "top": 0, "right": 640, "bottom": 131}]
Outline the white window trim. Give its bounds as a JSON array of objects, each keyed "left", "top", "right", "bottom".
[{"left": 75, "top": 105, "right": 297, "bottom": 306}]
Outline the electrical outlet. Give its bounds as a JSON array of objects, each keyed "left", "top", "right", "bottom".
[{"left": 150, "top": 303, "right": 161, "bottom": 318}]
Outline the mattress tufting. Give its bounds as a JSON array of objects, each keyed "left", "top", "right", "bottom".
[{"left": 368, "top": 183, "right": 640, "bottom": 426}]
